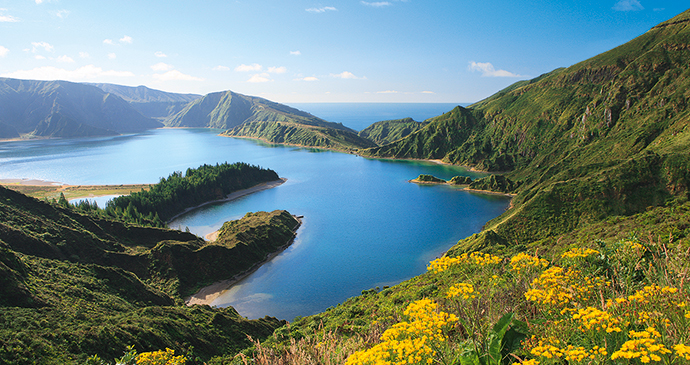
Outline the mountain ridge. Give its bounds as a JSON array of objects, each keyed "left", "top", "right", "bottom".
[{"left": 0, "top": 78, "right": 162, "bottom": 139}]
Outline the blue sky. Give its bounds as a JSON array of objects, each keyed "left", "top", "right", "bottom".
[{"left": 0, "top": 1, "right": 687, "bottom": 103}]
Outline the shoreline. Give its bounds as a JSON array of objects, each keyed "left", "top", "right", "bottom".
[
  {"left": 166, "top": 178, "right": 287, "bottom": 223},
  {"left": 185, "top": 215, "right": 303, "bottom": 307},
  {"left": 408, "top": 179, "right": 515, "bottom": 198}
]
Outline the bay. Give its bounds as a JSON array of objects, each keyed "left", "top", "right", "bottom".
[{"left": 0, "top": 106, "right": 508, "bottom": 321}]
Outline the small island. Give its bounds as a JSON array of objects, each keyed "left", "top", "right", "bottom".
[
  {"left": 410, "top": 174, "right": 472, "bottom": 185},
  {"left": 410, "top": 173, "right": 518, "bottom": 196}
]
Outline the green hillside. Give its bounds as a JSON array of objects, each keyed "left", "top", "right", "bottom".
[
  {"left": 0, "top": 184, "right": 302, "bottom": 363},
  {"left": 363, "top": 9, "right": 690, "bottom": 250},
  {"left": 167, "top": 90, "right": 353, "bottom": 132},
  {"left": 357, "top": 117, "right": 429, "bottom": 146},
  {"left": 223, "top": 120, "right": 377, "bottom": 151}
]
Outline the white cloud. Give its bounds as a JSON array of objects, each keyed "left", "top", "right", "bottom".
[
  {"left": 55, "top": 10, "right": 70, "bottom": 18},
  {"left": 235, "top": 63, "right": 263, "bottom": 72},
  {"left": 56, "top": 55, "right": 74, "bottom": 63},
  {"left": 295, "top": 76, "right": 319, "bottom": 81},
  {"left": 361, "top": 1, "right": 392, "bottom": 7},
  {"left": 155, "top": 51, "right": 167, "bottom": 58},
  {"left": 0, "top": 10, "right": 19, "bottom": 22},
  {"left": 35, "top": 0, "right": 44, "bottom": 4},
  {"left": 377, "top": 90, "right": 398, "bottom": 94},
  {"left": 1, "top": 65, "right": 135, "bottom": 81},
  {"left": 421, "top": 91, "right": 435, "bottom": 94},
  {"left": 306, "top": 6, "right": 337, "bottom": 13},
  {"left": 613, "top": 0, "right": 644, "bottom": 11},
  {"left": 31, "top": 41, "right": 54, "bottom": 53},
  {"left": 150, "top": 62, "right": 174, "bottom": 71},
  {"left": 103, "top": 39, "right": 114, "bottom": 45},
  {"left": 267, "top": 66, "right": 287, "bottom": 74},
  {"left": 119, "top": 35, "right": 133, "bottom": 44},
  {"left": 153, "top": 70, "right": 204, "bottom": 81},
  {"left": 331, "top": 71, "right": 366, "bottom": 80},
  {"left": 212, "top": 65, "right": 231, "bottom": 71},
  {"left": 79, "top": 52, "right": 90, "bottom": 58},
  {"left": 108, "top": 53, "right": 116, "bottom": 59},
  {"left": 468, "top": 61, "right": 521, "bottom": 77},
  {"left": 0, "top": 46, "right": 8, "bottom": 57},
  {"left": 290, "top": 50, "right": 301, "bottom": 56},
  {"left": 35, "top": 55, "right": 46, "bottom": 60},
  {"left": 247, "top": 73, "right": 272, "bottom": 83}
]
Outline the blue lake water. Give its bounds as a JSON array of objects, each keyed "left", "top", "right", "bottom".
[{"left": 0, "top": 105, "right": 508, "bottom": 321}]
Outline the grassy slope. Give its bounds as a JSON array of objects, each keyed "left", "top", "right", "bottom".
[
  {"left": 0, "top": 185, "right": 299, "bottom": 363},
  {"left": 363, "top": 10, "right": 690, "bottom": 252},
  {"left": 357, "top": 118, "right": 429, "bottom": 146},
  {"left": 229, "top": 9, "right": 690, "bottom": 365},
  {"left": 223, "top": 120, "right": 377, "bottom": 151}
]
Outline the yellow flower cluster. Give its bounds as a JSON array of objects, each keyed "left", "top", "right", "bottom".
[
  {"left": 563, "top": 345, "right": 608, "bottom": 363},
  {"left": 572, "top": 306, "right": 622, "bottom": 333},
  {"left": 674, "top": 343, "right": 690, "bottom": 361},
  {"left": 561, "top": 247, "right": 599, "bottom": 259},
  {"left": 136, "top": 348, "right": 186, "bottom": 365},
  {"left": 610, "top": 327, "right": 671, "bottom": 363},
  {"left": 524, "top": 266, "right": 609, "bottom": 309},
  {"left": 509, "top": 253, "right": 548, "bottom": 275},
  {"left": 446, "top": 283, "right": 476, "bottom": 300},
  {"left": 426, "top": 252, "right": 501, "bottom": 273},
  {"left": 529, "top": 337, "right": 563, "bottom": 359},
  {"left": 345, "top": 299, "right": 458, "bottom": 365},
  {"left": 528, "top": 336, "right": 608, "bottom": 364},
  {"left": 621, "top": 240, "right": 645, "bottom": 252},
  {"left": 626, "top": 284, "right": 678, "bottom": 304},
  {"left": 427, "top": 256, "right": 457, "bottom": 273}
]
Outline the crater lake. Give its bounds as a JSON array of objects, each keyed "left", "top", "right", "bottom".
[{"left": 0, "top": 105, "right": 510, "bottom": 321}]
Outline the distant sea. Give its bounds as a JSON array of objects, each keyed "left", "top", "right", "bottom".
[{"left": 287, "top": 103, "right": 469, "bottom": 131}]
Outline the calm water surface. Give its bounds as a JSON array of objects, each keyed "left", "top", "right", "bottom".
[{"left": 0, "top": 127, "right": 509, "bottom": 321}]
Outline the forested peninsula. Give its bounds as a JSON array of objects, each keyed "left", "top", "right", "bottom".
[{"left": 69, "top": 162, "right": 280, "bottom": 227}]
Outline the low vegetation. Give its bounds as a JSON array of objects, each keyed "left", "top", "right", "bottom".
[
  {"left": 358, "top": 118, "right": 428, "bottom": 146},
  {"left": 0, "top": 175, "right": 299, "bottom": 363},
  {"left": 224, "top": 120, "right": 376, "bottom": 151},
  {"left": 227, "top": 198, "right": 690, "bottom": 364}
]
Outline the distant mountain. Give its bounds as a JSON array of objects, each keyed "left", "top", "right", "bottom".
[
  {"left": 88, "top": 83, "right": 202, "bottom": 121},
  {"left": 357, "top": 117, "right": 428, "bottom": 146},
  {"left": 0, "top": 78, "right": 162, "bottom": 138},
  {"left": 363, "top": 9, "right": 690, "bottom": 251},
  {"left": 168, "top": 90, "right": 349, "bottom": 130},
  {"left": 167, "top": 90, "right": 376, "bottom": 149},
  {"left": 88, "top": 83, "right": 201, "bottom": 103}
]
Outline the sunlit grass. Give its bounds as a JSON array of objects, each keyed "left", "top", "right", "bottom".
[{"left": 227, "top": 233, "right": 689, "bottom": 365}]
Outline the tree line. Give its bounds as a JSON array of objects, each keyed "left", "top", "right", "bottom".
[{"left": 63, "top": 162, "right": 279, "bottom": 227}]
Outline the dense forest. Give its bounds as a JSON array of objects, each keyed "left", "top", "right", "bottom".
[{"left": 70, "top": 162, "right": 279, "bottom": 227}]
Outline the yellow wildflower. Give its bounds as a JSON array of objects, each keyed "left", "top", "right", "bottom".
[{"left": 510, "top": 252, "right": 548, "bottom": 275}]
